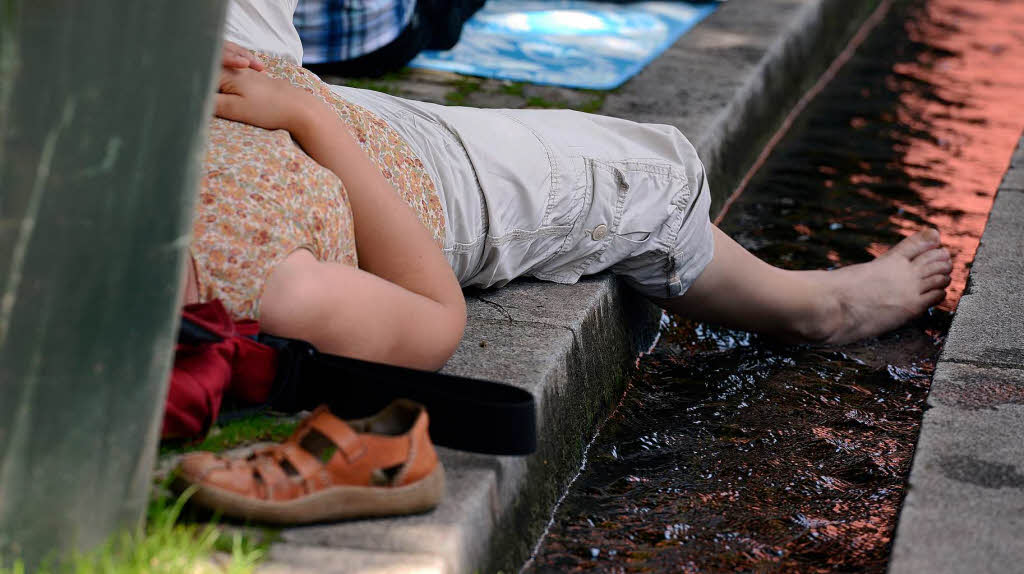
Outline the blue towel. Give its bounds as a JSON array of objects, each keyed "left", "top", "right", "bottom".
[{"left": 410, "top": 1, "right": 718, "bottom": 90}]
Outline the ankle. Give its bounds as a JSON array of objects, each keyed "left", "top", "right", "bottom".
[{"left": 793, "top": 287, "right": 844, "bottom": 344}]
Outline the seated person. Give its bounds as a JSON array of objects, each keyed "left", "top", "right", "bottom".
[{"left": 293, "top": 0, "right": 485, "bottom": 77}]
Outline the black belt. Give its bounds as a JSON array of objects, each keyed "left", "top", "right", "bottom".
[{"left": 263, "top": 335, "right": 537, "bottom": 456}]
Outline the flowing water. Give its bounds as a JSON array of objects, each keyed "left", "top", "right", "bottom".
[{"left": 526, "top": 0, "right": 1024, "bottom": 571}]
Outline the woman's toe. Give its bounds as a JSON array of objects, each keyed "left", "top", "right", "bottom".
[
  {"left": 921, "top": 273, "right": 951, "bottom": 292},
  {"left": 889, "top": 228, "right": 941, "bottom": 260},
  {"left": 913, "top": 248, "right": 951, "bottom": 268},
  {"left": 917, "top": 259, "right": 953, "bottom": 278},
  {"left": 922, "top": 288, "right": 947, "bottom": 306}
]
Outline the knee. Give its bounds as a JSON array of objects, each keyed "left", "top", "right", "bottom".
[{"left": 667, "top": 128, "right": 709, "bottom": 196}]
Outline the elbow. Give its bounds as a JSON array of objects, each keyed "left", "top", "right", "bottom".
[
  {"left": 420, "top": 299, "right": 466, "bottom": 372},
  {"left": 388, "top": 297, "right": 466, "bottom": 372}
]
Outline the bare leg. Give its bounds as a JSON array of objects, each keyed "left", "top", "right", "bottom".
[{"left": 660, "top": 226, "right": 952, "bottom": 344}]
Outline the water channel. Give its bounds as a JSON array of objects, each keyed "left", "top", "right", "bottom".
[{"left": 526, "top": 0, "right": 1024, "bottom": 570}]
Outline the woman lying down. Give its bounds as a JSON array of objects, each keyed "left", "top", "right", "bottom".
[{"left": 174, "top": 50, "right": 953, "bottom": 524}]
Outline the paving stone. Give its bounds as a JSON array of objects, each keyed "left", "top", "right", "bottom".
[
  {"left": 442, "top": 317, "right": 576, "bottom": 395},
  {"left": 941, "top": 293, "right": 1024, "bottom": 369},
  {"left": 926, "top": 361, "right": 1024, "bottom": 412},
  {"left": 463, "top": 276, "right": 616, "bottom": 330}
]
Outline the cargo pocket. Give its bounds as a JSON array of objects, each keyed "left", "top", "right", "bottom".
[{"left": 581, "top": 159, "right": 692, "bottom": 288}]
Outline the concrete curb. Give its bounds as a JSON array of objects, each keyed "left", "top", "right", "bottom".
[
  {"left": 261, "top": 1, "right": 886, "bottom": 572},
  {"left": 889, "top": 134, "right": 1024, "bottom": 574}
]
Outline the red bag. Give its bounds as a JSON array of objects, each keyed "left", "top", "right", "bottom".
[{"left": 161, "top": 300, "right": 278, "bottom": 440}]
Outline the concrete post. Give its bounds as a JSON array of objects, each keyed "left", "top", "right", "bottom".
[{"left": 0, "top": 0, "right": 226, "bottom": 566}]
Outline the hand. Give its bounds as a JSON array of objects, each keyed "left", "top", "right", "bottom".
[
  {"left": 214, "top": 67, "right": 316, "bottom": 132},
  {"left": 221, "top": 40, "right": 265, "bottom": 71}
]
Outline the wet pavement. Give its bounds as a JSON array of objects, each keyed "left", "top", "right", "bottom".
[{"left": 526, "top": 0, "right": 1024, "bottom": 571}]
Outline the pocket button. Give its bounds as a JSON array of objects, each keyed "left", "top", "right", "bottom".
[{"left": 591, "top": 224, "right": 609, "bottom": 241}]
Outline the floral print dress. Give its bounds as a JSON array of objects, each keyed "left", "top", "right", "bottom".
[{"left": 191, "top": 54, "right": 445, "bottom": 320}]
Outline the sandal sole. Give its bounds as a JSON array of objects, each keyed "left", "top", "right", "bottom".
[{"left": 177, "top": 464, "right": 445, "bottom": 524}]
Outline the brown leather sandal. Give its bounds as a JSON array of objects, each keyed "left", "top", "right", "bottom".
[{"left": 173, "top": 399, "right": 444, "bottom": 524}]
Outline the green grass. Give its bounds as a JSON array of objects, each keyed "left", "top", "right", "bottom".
[
  {"left": 573, "top": 92, "right": 607, "bottom": 114},
  {"left": 341, "top": 78, "right": 400, "bottom": 95},
  {"left": 444, "top": 77, "right": 482, "bottom": 105},
  {"left": 3, "top": 412, "right": 297, "bottom": 573},
  {"left": 161, "top": 414, "right": 299, "bottom": 457},
  {"left": 340, "top": 68, "right": 411, "bottom": 96},
  {"left": 524, "top": 95, "right": 560, "bottom": 109},
  {"left": 0, "top": 488, "right": 267, "bottom": 574},
  {"left": 524, "top": 91, "right": 607, "bottom": 113},
  {"left": 499, "top": 82, "right": 526, "bottom": 97}
]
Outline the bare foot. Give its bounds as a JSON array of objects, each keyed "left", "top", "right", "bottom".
[{"left": 813, "top": 229, "right": 951, "bottom": 344}]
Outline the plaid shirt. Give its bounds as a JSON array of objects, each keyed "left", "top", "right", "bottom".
[{"left": 294, "top": 0, "right": 417, "bottom": 64}]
